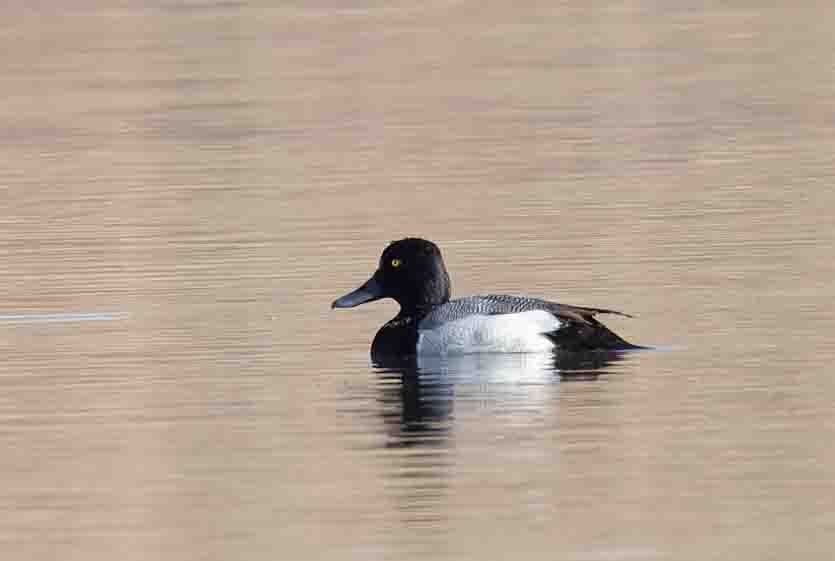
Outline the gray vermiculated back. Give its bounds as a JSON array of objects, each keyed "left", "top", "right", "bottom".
[{"left": 418, "top": 295, "right": 556, "bottom": 329}]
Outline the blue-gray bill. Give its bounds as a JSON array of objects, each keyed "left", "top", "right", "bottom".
[{"left": 331, "top": 275, "right": 384, "bottom": 309}]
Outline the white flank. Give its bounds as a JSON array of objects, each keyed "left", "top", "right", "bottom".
[{"left": 416, "top": 310, "right": 560, "bottom": 355}]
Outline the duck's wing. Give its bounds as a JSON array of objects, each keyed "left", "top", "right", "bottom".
[{"left": 420, "top": 295, "right": 631, "bottom": 328}]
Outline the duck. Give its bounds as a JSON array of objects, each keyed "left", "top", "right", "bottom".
[{"left": 332, "top": 238, "right": 644, "bottom": 358}]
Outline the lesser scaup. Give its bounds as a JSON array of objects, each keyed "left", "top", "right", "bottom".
[{"left": 332, "top": 238, "right": 644, "bottom": 357}]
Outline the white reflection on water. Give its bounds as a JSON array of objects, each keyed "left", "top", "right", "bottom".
[{"left": 0, "top": 312, "right": 126, "bottom": 324}]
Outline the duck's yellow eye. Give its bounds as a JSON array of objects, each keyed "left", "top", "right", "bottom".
[{"left": 390, "top": 258, "right": 402, "bottom": 268}]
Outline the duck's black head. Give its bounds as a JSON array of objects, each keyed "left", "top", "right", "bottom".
[{"left": 332, "top": 238, "right": 451, "bottom": 316}]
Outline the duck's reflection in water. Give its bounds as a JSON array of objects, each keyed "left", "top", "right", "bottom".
[
  {"left": 374, "top": 350, "right": 631, "bottom": 440},
  {"left": 370, "top": 350, "right": 631, "bottom": 534}
]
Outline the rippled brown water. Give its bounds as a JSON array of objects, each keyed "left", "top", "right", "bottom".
[{"left": 2, "top": 2, "right": 835, "bottom": 560}]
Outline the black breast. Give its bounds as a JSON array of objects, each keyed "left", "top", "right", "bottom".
[{"left": 371, "top": 316, "right": 419, "bottom": 360}]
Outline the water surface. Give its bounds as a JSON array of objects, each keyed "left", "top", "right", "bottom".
[{"left": 2, "top": 2, "right": 835, "bottom": 560}]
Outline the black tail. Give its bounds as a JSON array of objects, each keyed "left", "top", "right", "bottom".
[{"left": 544, "top": 317, "right": 647, "bottom": 352}]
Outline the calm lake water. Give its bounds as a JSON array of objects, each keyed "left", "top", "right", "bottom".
[{"left": 2, "top": 2, "right": 835, "bottom": 560}]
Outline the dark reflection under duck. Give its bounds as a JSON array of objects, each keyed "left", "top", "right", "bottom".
[
  {"left": 373, "top": 349, "right": 631, "bottom": 447},
  {"left": 374, "top": 358, "right": 454, "bottom": 449}
]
